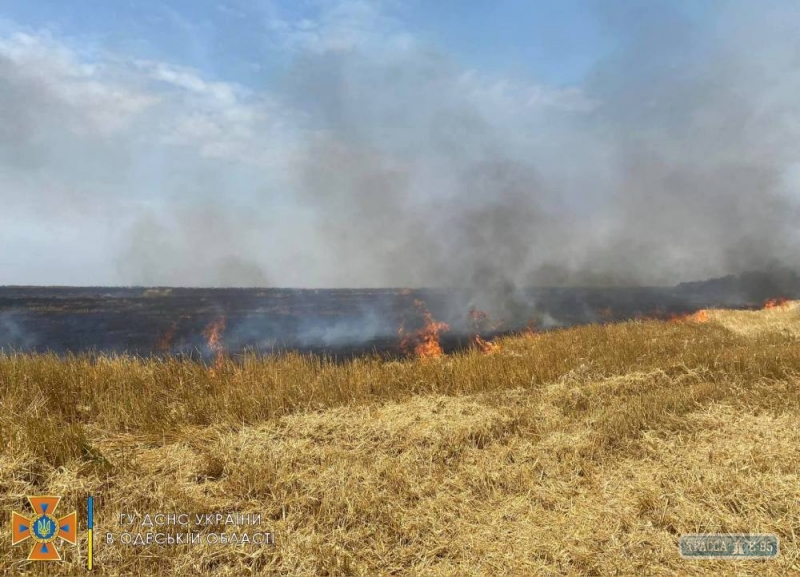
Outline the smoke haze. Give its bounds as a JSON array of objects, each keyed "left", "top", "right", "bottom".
[{"left": 1, "top": 2, "right": 799, "bottom": 317}]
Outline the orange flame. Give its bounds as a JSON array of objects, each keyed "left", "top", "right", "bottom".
[
  {"left": 468, "top": 307, "right": 506, "bottom": 331},
  {"left": 473, "top": 334, "right": 500, "bottom": 354},
  {"left": 468, "top": 308, "right": 501, "bottom": 353},
  {"left": 517, "top": 318, "right": 538, "bottom": 340},
  {"left": 203, "top": 316, "right": 226, "bottom": 371},
  {"left": 763, "top": 297, "right": 789, "bottom": 310},
  {"left": 689, "top": 310, "right": 710, "bottom": 323},
  {"left": 399, "top": 299, "right": 450, "bottom": 359},
  {"left": 668, "top": 310, "right": 710, "bottom": 323},
  {"left": 469, "top": 307, "right": 491, "bottom": 328},
  {"left": 157, "top": 322, "right": 177, "bottom": 352}
]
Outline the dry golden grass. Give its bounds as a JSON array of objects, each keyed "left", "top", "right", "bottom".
[
  {"left": 1, "top": 304, "right": 799, "bottom": 575},
  {"left": 703, "top": 300, "right": 800, "bottom": 337}
]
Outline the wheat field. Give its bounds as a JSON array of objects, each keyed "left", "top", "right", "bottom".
[{"left": 1, "top": 303, "right": 799, "bottom": 575}]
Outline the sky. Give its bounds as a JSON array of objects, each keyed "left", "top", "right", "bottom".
[
  {"left": 0, "top": 1, "right": 798, "bottom": 290},
  {"left": 0, "top": 0, "right": 617, "bottom": 86}
]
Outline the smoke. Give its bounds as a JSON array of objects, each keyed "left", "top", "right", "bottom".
[
  {"left": 1, "top": 2, "right": 800, "bottom": 320},
  {"left": 0, "top": 312, "right": 37, "bottom": 351},
  {"left": 120, "top": 207, "right": 271, "bottom": 287},
  {"left": 271, "top": 1, "right": 800, "bottom": 317}
]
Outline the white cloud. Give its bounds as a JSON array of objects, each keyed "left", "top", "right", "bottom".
[
  {"left": 143, "top": 60, "right": 241, "bottom": 105},
  {"left": 264, "top": 0, "right": 414, "bottom": 55},
  {"left": 0, "top": 32, "right": 157, "bottom": 135}
]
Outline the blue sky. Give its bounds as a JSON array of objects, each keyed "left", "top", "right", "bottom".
[
  {"left": 0, "top": 1, "right": 798, "bottom": 287},
  {"left": 0, "top": 0, "right": 725, "bottom": 89},
  {"left": 0, "top": 0, "right": 701, "bottom": 88}
]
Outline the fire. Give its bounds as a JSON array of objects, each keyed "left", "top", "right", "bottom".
[
  {"left": 763, "top": 297, "right": 790, "bottom": 310},
  {"left": 203, "top": 316, "right": 226, "bottom": 371},
  {"left": 668, "top": 310, "right": 710, "bottom": 323},
  {"left": 473, "top": 334, "right": 500, "bottom": 354},
  {"left": 399, "top": 299, "right": 449, "bottom": 359},
  {"left": 468, "top": 307, "right": 506, "bottom": 332},
  {"left": 157, "top": 322, "right": 177, "bottom": 352},
  {"left": 598, "top": 307, "right": 614, "bottom": 322},
  {"left": 469, "top": 307, "right": 491, "bottom": 329},
  {"left": 468, "top": 308, "right": 501, "bottom": 353}
]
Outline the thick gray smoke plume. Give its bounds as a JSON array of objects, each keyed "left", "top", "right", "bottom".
[
  {"left": 274, "top": 2, "right": 800, "bottom": 316},
  {"left": 1, "top": 2, "right": 799, "bottom": 319}
]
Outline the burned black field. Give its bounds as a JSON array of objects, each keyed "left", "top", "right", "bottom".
[{"left": 1, "top": 271, "right": 798, "bottom": 358}]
